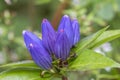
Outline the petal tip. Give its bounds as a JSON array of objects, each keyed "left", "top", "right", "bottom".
[
  {"left": 42, "top": 18, "right": 48, "bottom": 23},
  {"left": 22, "top": 30, "right": 27, "bottom": 35},
  {"left": 63, "top": 15, "right": 69, "bottom": 18}
]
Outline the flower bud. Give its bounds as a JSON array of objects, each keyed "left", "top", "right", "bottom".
[
  {"left": 72, "top": 19, "right": 80, "bottom": 45},
  {"left": 23, "top": 30, "right": 52, "bottom": 70},
  {"left": 54, "top": 30, "right": 70, "bottom": 61},
  {"left": 41, "top": 19, "right": 56, "bottom": 55},
  {"left": 58, "top": 15, "right": 74, "bottom": 47}
]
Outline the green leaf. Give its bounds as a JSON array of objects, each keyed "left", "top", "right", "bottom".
[
  {"left": 89, "top": 30, "right": 120, "bottom": 49},
  {"left": 0, "top": 60, "right": 40, "bottom": 70},
  {"left": 69, "top": 49, "right": 120, "bottom": 71},
  {"left": 74, "top": 26, "right": 109, "bottom": 53},
  {"left": 35, "top": 0, "right": 51, "bottom": 5},
  {"left": 0, "top": 68, "right": 50, "bottom": 80}
]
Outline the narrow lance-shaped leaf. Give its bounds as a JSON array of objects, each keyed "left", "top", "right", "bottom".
[
  {"left": 73, "top": 26, "right": 109, "bottom": 53},
  {"left": 69, "top": 49, "right": 120, "bottom": 71},
  {"left": 88, "top": 30, "right": 120, "bottom": 49}
]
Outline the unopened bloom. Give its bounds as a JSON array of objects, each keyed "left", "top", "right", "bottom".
[
  {"left": 23, "top": 15, "right": 80, "bottom": 70},
  {"left": 72, "top": 19, "right": 80, "bottom": 45},
  {"left": 58, "top": 15, "right": 74, "bottom": 47},
  {"left": 54, "top": 30, "right": 70, "bottom": 61},
  {"left": 23, "top": 31, "right": 52, "bottom": 70},
  {"left": 41, "top": 19, "right": 56, "bottom": 54}
]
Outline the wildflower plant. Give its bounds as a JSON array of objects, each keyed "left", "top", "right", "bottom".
[
  {"left": 0, "top": 15, "right": 120, "bottom": 80},
  {"left": 23, "top": 15, "right": 81, "bottom": 75}
]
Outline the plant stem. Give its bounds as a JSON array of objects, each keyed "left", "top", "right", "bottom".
[
  {"left": 51, "top": 0, "right": 69, "bottom": 30},
  {"left": 62, "top": 76, "right": 68, "bottom": 80}
]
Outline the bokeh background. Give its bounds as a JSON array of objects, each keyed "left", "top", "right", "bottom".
[{"left": 0, "top": 0, "right": 120, "bottom": 80}]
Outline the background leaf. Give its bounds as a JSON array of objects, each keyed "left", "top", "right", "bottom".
[
  {"left": 0, "top": 68, "right": 50, "bottom": 80},
  {"left": 97, "top": 2, "right": 114, "bottom": 20},
  {"left": 0, "top": 60, "right": 39, "bottom": 68},
  {"left": 35, "top": 0, "right": 51, "bottom": 5},
  {"left": 0, "top": 60, "right": 40, "bottom": 72},
  {"left": 69, "top": 49, "right": 120, "bottom": 71}
]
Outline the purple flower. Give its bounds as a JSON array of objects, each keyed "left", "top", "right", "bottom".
[
  {"left": 23, "top": 30, "right": 52, "bottom": 70},
  {"left": 41, "top": 19, "right": 56, "bottom": 55},
  {"left": 58, "top": 15, "right": 74, "bottom": 47},
  {"left": 23, "top": 15, "right": 80, "bottom": 69},
  {"left": 54, "top": 30, "right": 70, "bottom": 61},
  {"left": 72, "top": 19, "right": 80, "bottom": 45}
]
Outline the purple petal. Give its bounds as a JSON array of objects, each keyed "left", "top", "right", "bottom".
[
  {"left": 23, "top": 30, "right": 52, "bottom": 70},
  {"left": 58, "top": 15, "right": 74, "bottom": 47},
  {"left": 41, "top": 19, "right": 56, "bottom": 55},
  {"left": 54, "top": 30, "right": 70, "bottom": 61},
  {"left": 72, "top": 19, "right": 80, "bottom": 45}
]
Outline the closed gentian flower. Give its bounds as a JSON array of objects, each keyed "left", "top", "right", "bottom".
[
  {"left": 54, "top": 29, "right": 70, "bottom": 61},
  {"left": 41, "top": 19, "right": 56, "bottom": 55},
  {"left": 23, "top": 30, "right": 52, "bottom": 70},
  {"left": 72, "top": 19, "right": 80, "bottom": 45},
  {"left": 58, "top": 15, "right": 74, "bottom": 47},
  {"left": 23, "top": 15, "right": 80, "bottom": 71}
]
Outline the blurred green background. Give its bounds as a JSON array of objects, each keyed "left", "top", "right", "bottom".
[{"left": 0, "top": 0, "right": 120, "bottom": 80}]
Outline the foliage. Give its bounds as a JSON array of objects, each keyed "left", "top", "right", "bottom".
[
  {"left": 0, "top": 27, "right": 120, "bottom": 80},
  {"left": 0, "top": 0, "right": 120, "bottom": 80}
]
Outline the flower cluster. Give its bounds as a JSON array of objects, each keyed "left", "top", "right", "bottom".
[{"left": 23, "top": 15, "right": 80, "bottom": 70}]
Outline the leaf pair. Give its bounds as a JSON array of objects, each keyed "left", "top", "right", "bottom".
[{"left": 69, "top": 26, "right": 120, "bottom": 71}]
